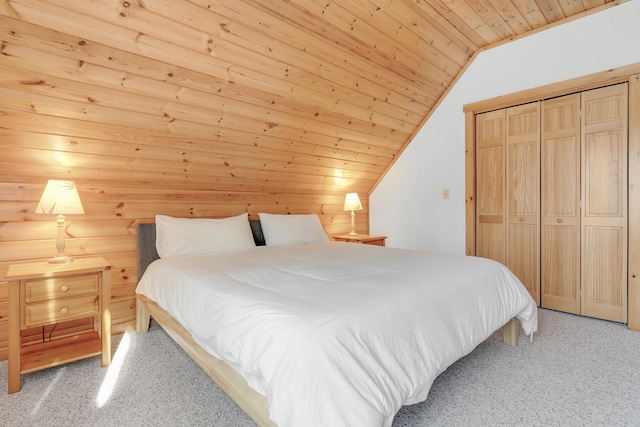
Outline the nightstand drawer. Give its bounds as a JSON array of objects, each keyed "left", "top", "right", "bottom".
[
  {"left": 24, "top": 275, "right": 98, "bottom": 303},
  {"left": 23, "top": 295, "right": 99, "bottom": 327}
]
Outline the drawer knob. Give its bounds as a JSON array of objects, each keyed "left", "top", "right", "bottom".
[
  {"left": 60, "top": 285, "right": 69, "bottom": 292},
  {"left": 60, "top": 307, "right": 69, "bottom": 314},
  {"left": 557, "top": 218, "right": 563, "bottom": 224},
  {"left": 519, "top": 217, "right": 524, "bottom": 222}
]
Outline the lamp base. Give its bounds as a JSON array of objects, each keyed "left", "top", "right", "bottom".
[
  {"left": 48, "top": 255, "right": 74, "bottom": 264},
  {"left": 348, "top": 209, "right": 358, "bottom": 236}
]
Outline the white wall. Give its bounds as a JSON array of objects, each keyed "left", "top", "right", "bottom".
[{"left": 370, "top": 1, "right": 640, "bottom": 255}]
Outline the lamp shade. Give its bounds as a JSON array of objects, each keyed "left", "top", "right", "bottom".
[
  {"left": 343, "top": 192, "right": 363, "bottom": 211},
  {"left": 35, "top": 180, "right": 85, "bottom": 215}
]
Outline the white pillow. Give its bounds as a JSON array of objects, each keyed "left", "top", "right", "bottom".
[
  {"left": 155, "top": 213, "right": 255, "bottom": 258},
  {"left": 258, "top": 213, "right": 329, "bottom": 246}
]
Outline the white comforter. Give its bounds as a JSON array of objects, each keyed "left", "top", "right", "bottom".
[{"left": 136, "top": 242, "right": 537, "bottom": 427}]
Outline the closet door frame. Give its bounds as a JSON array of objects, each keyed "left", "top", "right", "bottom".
[{"left": 464, "top": 62, "right": 640, "bottom": 331}]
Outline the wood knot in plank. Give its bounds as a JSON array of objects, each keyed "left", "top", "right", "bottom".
[{"left": 20, "top": 80, "right": 46, "bottom": 85}]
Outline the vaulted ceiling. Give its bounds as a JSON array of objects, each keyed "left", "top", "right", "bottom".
[{"left": 0, "top": 0, "right": 622, "bottom": 200}]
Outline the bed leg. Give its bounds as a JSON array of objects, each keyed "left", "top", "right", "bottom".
[
  {"left": 502, "top": 318, "right": 519, "bottom": 347},
  {"left": 136, "top": 295, "right": 151, "bottom": 334}
]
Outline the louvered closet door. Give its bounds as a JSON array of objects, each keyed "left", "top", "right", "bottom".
[
  {"left": 506, "top": 103, "right": 540, "bottom": 304},
  {"left": 476, "top": 109, "right": 506, "bottom": 264},
  {"left": 541, "top": 94, "right": 581, "bottom": 314},
  {"left": 581, "top": 83, "right": 628, "bottom": 323}
]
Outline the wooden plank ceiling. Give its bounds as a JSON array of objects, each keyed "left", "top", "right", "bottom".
[{"left": 0, "top": 0, "right": 619, "bottom": 200}]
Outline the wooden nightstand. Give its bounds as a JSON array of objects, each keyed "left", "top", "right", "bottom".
[
  {"left": 333, "top": 234, "right": 387, "bottom": 246},
  {"left": 5, "top": 257, "right": 111, "bottom": 394}
]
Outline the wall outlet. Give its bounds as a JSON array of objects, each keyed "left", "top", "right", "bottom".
[{"left": 443, "top": 188, "right": 449, "bottom": 199}]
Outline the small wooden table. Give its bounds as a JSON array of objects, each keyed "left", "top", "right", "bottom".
[
  {"left": 332, "top": 234, "right": 387, "bottom": 246},
  {"left": 5, "top": 257, "right": 111, "bottom": 393}
]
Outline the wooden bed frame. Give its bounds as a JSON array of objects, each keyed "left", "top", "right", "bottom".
[
  {"left": 134, "top": 222, "right": 520, "bottom": 427},
  {"left": 136, "top": 294, "right": 275, "bottom": 426}
]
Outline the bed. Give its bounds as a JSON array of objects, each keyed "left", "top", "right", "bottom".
[{"left": 135, "top": 214, "right": 538, "bottom": 427}]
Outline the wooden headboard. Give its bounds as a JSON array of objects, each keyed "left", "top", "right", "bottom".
[{"left": 136, "top": 219, "right": 266, "bottom": 281}]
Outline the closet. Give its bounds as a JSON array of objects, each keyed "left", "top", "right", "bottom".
[{"left": 474, "top": 83, "right": 628, "bottom": 323}]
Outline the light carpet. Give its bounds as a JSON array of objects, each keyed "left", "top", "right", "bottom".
[{"left": 1, "top": 308, "right": 639, "bottom": 426}]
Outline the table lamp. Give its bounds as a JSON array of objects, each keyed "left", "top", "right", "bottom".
[
  {"left": 343, "top": 192, "right": 363, "bottom": 236},
  {"left": 35, "top": 180, "right": 85, "bottom": 263}
]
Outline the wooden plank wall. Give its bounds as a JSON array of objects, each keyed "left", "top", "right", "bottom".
[{"left": 0, "top": 2, "right": 392, "bottom": 359}]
